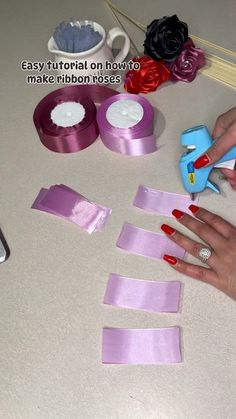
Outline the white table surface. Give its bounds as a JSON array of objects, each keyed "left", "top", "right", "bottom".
[{"left": 0, "top": 1, "right": 236, "bottom": 418}]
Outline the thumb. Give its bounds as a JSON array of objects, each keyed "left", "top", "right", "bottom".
[{"left": 194, "top": 124, "right": 236, "bottom": 169}]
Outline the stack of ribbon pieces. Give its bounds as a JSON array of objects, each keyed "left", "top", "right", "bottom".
[{"left": 32, "top": 184, "right": 112, "bottom": 234}]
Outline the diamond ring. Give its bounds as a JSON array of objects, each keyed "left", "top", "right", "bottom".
[{"left": 198, "top": 247, "right": 212, "bottom": 263}]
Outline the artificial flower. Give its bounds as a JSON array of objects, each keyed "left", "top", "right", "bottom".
[
  {"left": 167, "top": 38, "right": 206, "bottom": 82},
  {"left": 124, "top": 56, "right": 170, "bottom": 94},
  {"left": 144, "top": 15, "right": 188, "bottom": 61}
]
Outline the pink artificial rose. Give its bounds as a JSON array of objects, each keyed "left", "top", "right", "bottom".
[{"left": 168, "top": 38, "right": 206, "bottom": 82}]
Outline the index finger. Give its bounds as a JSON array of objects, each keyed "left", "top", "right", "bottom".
[{"left": 194, "top": 123, "right": 236, "bottom": 168}]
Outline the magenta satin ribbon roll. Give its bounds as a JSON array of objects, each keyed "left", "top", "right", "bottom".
[
  {"left": 103, "top": 274, "right": 181, "bottom": 312},
  {"left": 133, "top": 185, "right": 198, "bottom": 216},
  {"left": 33, "top": 86, "right": 157, "bottom": 155},
  {"left": 96, "top": 93, "right": 157, "bottom": 155},
  {"left": 33, "top": 85, "right": 118, "bottom": 153},
  {"left": 116, "top": 223, "right": 185, "bottom": 260},
  {"left": 102, "top": 327, "right": 182, "bottom": 364},
  {"left": 32, "top": 184, "right": 111, "bottom": 233}
]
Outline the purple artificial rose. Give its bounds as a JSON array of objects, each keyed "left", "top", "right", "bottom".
[{"left": 167, "top": 38, "right": 206, "bottom": 82}]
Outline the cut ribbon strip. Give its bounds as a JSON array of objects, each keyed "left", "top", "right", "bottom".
[
  {"left": 104, "top": 273, "right": 181, "bottom": 312},
  {"left": 116, "top": 223, "right": 185, "bottom": 259},
  {"left": 33, "top": 85, "right": 157, "bottom": 155},
  {"left": 32, "top": 184, "right": 111, "bottom": 233},
  {"left": 102, "top": 327, "right": 182, "bottom": 364},
  {"left": 133, "top": 185, "right": 198, "bottom": 216}
]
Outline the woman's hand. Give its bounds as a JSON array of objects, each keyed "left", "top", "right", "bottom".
[
  {"left": 194, "top": 107, "right": 236, "bottom": 189},
  {"left": 161, "top": 205, "right": 236, "bottom": 300}
]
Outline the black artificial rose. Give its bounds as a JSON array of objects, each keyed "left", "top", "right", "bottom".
[{"left": 144, "top": 15, "right": 188, "bottom": 61}]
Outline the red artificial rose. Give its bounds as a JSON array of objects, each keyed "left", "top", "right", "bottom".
[{"left": 124, "top": 56, "right": 170, "bottom": 94}]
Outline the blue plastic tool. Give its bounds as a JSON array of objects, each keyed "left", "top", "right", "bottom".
[{"left": 179, "top": 125, "right": 236, "bottom": 196}]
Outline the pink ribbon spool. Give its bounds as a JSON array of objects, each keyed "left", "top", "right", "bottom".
[
  {"left": 96, "top": 93, "right": 157, "bottom": 155},
  {"left": 33, "top": 85, "right": 117, "bottom": 153}
]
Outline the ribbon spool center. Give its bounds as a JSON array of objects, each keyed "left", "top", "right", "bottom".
[
  {"left": 50, "top": 101, "right": 86, "bottom": 127},
  {"left": 106, "top": 99, "right": 144, "bottom": 129}
]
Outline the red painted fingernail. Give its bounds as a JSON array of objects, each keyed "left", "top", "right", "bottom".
[
  {"left": 194, "top": 154, "right": 210, "bottom": 169},
  {"left": 189, "top": 204, "right": 200, "bottom": 214},
  {"left": 163, "top": 254, "right": 177, "bottom": 265},
  {"left": 161, "top": 224, "right": 176, "bottom": 236},
  {"left": 172, "top": 209, "right": 184, "bottom": 219}
]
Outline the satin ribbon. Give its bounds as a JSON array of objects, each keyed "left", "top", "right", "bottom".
[
  {"left": 96, "top": 93, "right": 157, "bottom": 155},
  {"left": 133, "top": 185, "right": 198, "bottom": 216},
  {"left": 102, "top": 327, "right": 182, "bottom": 364},
  {"left": 104, "top": 273, "right": 181, "bottom": 312},
  {"left": 32, "top": 184, "right": 111, "bottom": 233},
  {"left": 116, "top": 223, "right": 185, "bottom": 259},
  {"left": 33, "top": 85, "right": 118, "bottom": 153},
  {"left": 33, "top": 86, "right": 156, "bottom": 155}
]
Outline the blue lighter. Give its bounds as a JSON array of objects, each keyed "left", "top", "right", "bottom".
[{"left": 179, "top": 125, "right": 236, "bottom": 199}]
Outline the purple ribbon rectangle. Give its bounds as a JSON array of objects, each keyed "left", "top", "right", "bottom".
[
  {"left": 133, "top": 185, "right": 198, "bottom": 216},
  {"left": 116, "top": 223, "right": 185, "bottom": 260},
  {"left": 32, "top": 184, "right": 111, "bottom": 233},
  {"left": 102, "top": 327, "right": 182, "bottom": 364},
  {"left": 103, "top": 274, "right": 181, "bottom": 313}
]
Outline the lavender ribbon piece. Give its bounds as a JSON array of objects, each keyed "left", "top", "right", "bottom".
[
  {"left": 116, "top": 223, "right": 185, "bottom": 260},
  {"left": 104, "top": 274, "right": 181, "bottom": 312},
  {"left": 133, "top": 185, "right": 198, "bottom": 216},
  {"left": 102, "top": 327, "right": 182, "bottom": 364},
  {"left": 32, "top": 184, "right": 111, "bottom": 233}
]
